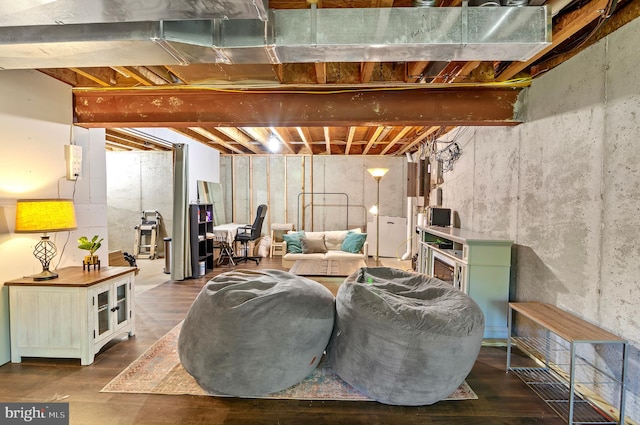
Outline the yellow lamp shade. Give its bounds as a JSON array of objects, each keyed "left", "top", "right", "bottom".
[
  {"left": 367, "top": 168, "right": 389, "bottom": 179},
  {"left": 15, "top": 199, "right": 78, "bottom": 233}
]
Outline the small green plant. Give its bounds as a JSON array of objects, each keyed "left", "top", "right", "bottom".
[{"left": 77, "top": 235, "right": 103, "bottom": 256}]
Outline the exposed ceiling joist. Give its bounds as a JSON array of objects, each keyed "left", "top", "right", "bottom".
[{"left": 497, "top": 0, "right": 609, "bottom": 81}]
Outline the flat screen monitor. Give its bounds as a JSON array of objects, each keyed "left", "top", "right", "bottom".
[{"left": 430, "top": 208, "right": 451, "bottom": 227}]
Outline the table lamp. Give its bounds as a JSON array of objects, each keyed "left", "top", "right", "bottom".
[
  {"left": 367, "top": 168, "right": 388, "bottom": 263},
  {"left": 15, "top": 199, "right": 78, "bottom": 281}
]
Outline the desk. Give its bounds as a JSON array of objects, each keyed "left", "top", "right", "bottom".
[{"left": 212, "top": 223, "right": 246, "bottom": 245}]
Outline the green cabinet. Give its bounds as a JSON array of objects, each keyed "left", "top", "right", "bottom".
[{"left": 417, "top": 225, "right": 513, "bottom": 339}]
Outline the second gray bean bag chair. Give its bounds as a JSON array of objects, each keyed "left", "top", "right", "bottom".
[
  {"left": 178, "top": 269, "right": 335, "bottom": 397},
  {"left": 327, "top": 267, "right": 484, "bottom": 405}
]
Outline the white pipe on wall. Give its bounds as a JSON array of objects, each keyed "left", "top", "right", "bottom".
[{"left": 401, "top": 196, "right": 414, "bottom": 261}]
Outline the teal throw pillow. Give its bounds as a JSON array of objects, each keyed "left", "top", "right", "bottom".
[
  {"left": 283, "top": 231, "right": 306, "bottom": 254},
  {"left": 341, "top": 232, "right": 367, "bottom": 253}
]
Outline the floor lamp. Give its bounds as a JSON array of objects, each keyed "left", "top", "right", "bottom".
[{"left": 367, "top": 168, "right": 388, "bottom": 263}]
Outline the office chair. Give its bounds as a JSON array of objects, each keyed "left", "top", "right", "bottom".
[{"left": 234, "top": 204, "right": 268, "bottom": 265}]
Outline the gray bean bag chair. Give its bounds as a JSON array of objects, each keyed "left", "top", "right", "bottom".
[
  {"left": 327, "top": 267, "right": 484, "bottom": 405},
  {"left": 178, "top": 269, "right": 335, "bottom": 396}
]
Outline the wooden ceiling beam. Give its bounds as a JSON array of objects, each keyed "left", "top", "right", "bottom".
[
  {"left": 111, "top": 66, "right": 168, "bottom": 86},
  {"left": 345, "top": 126, "right": 356, "bottom": 155},
  {"left": 380, "top": 126, "right": 412, "bottom": 155},
  {"left": 497, "top": 0, "right": 609, "bottom": 81},
  {"left": 241, "top": 127, "right": 272, "bottom": 151},
  {"left": 105, "top": 135, "right": 146, "bottom": 151},
  {"left": 432, "top": 61, "right": 482, "bottom": 84},
  {"left": 531, "top": 0, "right": 640, "bottom": 77},
  {"left": 216, "top": 127, "right": 265, "bottom": 154},
  {"left": 296, "top": 127, "right": 314, "bottom": 154},
  {"left": 74, "top": 87, "right": 524, "bottom": 128},
  {"left": 188, "top": 127, "right": 243, "bottom": 154},
  {"left": 323, "top": 127, "right": 331, "bottom": 155},
  {"left": 397, "top": 126, "right": 443, "bottom": 155},
  {"left": 173, "top": 128, "right": 234, "bottom": 154},
  {"left": 69, "top": 67, "right": 114, "bottom": 87},
  {"left": 106, "top": 129, "right": 167, "bottom": 151},
  {"left": 361, "top": 62, "right": 376, "bottom": 83},
  {"left": 270, "top": 127, "right": 297, "bottom": 154},
  {"left": 315, "top": 63, "right": 327, "bottom": 84},
  {"left": 363, "top": 126, "right": 385, "bottom": 155},
  {"left": 406, "top": 61, "right": 430, "bottom": 83}
]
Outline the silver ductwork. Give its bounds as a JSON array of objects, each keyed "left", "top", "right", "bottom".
[
  {"left": 0, "top": 0, "right": 269, "bottom": 25},
  {"left": 0, "top": 5, "right": 551, "bottom": 69}
]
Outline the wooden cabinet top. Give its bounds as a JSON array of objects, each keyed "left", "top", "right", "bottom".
[
  {"left": 5, "top": 266, "right": 136, "bottom": 287},
  {"left": 417, "top": 225, "right": 513, "bottom": 246}
]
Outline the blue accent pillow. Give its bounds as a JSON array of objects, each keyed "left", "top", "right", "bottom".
[
  {"left": 283, "top": 231, "right": 306, "bottom": 254},
  {"left": 341, "top": 232, "right": 367, "bottom": 253}
]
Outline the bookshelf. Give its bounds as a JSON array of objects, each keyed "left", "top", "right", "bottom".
[{"left": 189, "top": 203, "right": 215, "bottom": 277}]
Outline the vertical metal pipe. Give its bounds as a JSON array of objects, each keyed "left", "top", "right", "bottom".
[
  {"left": 310, "top": 155, "right": 314, "bottom": 231},
  {"left": 232, "top": 155, "right": 236, "bottom": 222},
  {"left": 376, "top": 178, "right": 380, "bottom": 263},
  {"left": 266, "top": 155, "right": 271, "bottom": 232},
  {"left": 249, "top": 156, "right": 254, "bottom": 221},
  {"left": 284, "top": 155, "right": 289, "bottom": 225},
  {"left": 301, "top": 156, "right": 306, "bottom": 230}
]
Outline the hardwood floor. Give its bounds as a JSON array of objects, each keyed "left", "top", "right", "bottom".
[{"left": 0, "top": 257, "right": 565, "bottom": 425}]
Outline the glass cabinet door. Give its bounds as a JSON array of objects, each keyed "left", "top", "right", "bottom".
[
  {"left": 115, "top": 282, "right": 128, "bottom": 326},
  {"left": 96, "top": 289, "right": 111, "bottom": 337},
  {"left": 93, "top": 277, "right": 131, "bottom": 341}
]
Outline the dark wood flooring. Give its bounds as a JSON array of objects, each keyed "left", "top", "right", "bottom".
[{"left": 0, "top": 257, "right": 565, "bottom": 425}]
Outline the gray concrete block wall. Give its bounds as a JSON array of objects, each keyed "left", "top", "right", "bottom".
[{"left": 438, "top": 17, "right": 640, "bottom": 422}]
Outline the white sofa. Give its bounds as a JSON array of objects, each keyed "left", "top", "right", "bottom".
[{"left": 281, "top": 229, "right": 368, "bottom": 268}]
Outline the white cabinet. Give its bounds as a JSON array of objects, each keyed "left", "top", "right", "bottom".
[
  {"left": 367, "top": 216, "right": 407, "bottom": 258},
  {"left": 416, "top": 225, "right": 513, "bottom": 339},
  {"left": 92, "top": 274, "right": 133, "bottom": 348},
  {"left": 6, "top": 266, "right": 136, "bottom": 365}
]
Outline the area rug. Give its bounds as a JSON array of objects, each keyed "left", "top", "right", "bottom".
[{"left": 101, "top": 322, "right": 477, "bottom": 402}]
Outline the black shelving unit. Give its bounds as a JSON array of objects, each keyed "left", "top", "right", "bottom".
[{"left": 189, "top": 204, "right": 215, "bottom": 277}]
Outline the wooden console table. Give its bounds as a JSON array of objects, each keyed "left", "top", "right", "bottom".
[
  {"left": 416, "top": 225, "right": 513, "bottom": 339},
  {"left": 6, "top": 266, "right": 136, "bottom": 365},
  {"left": 507, "top": 302, "right": 628, "bottom": 425}
]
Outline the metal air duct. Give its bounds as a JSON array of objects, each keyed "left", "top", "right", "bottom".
[{"left": 0, "top": 5, "right": 551, "bottom": 69}]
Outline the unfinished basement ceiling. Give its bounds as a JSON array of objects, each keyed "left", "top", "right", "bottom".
[{"left": 0, "top": 0, "right": 632, "bottom": 155}]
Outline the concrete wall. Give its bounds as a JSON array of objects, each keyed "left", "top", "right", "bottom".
[
  {"left": 129, "top": 128, "right": 220, "bottom": 203},
  {"left": 438, "top": 18, "right": 640, "bottom": 422},
  {"left": 220, "top": 155, "right": 407, "bottom": 234},
  {"left": 108, "top": 129, "right": 220, "bottom": 264},
  {"left": 0, "top": 70, "right": 108, "bottom": 365},
  {"left": 106, "top": 151, "right": 173, "bottom": 257}
]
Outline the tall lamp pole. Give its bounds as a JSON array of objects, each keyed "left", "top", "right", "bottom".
[{"left": 368, "top": 168, "right": 389, "bottom": 264}]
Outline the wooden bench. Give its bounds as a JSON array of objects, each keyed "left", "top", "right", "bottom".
[{"left": 506, "top": 302, "right": 628, "bottom": 425}]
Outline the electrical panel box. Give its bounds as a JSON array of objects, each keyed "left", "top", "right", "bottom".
[{"left": 64, "top": 144, "right": 82, "bottom": 180}]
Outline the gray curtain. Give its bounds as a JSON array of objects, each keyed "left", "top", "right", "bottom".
[{"left": 171, "top": 143, "right": 192, "bottom": 280}]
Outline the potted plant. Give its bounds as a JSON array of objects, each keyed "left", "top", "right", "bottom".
[{"left": 78, "top": 235, "right": 104, "bottom": 265}]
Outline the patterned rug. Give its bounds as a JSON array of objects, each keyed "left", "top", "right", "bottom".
[{"left": 101, "top": 322, "right": 477, "bottom": 402}]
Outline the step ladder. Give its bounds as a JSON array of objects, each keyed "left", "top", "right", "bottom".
[{"left": 134, "top": 210, "right": 161, "bottom": 259}]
